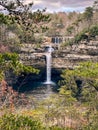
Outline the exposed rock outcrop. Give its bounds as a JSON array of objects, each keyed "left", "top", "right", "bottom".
[{"left": 19, "top": 40, "right": 98, "bottom": 69}]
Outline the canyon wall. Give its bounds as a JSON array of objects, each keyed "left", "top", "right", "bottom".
[{"left": 19, "top": 40, "right": 98, "bottom": 69}]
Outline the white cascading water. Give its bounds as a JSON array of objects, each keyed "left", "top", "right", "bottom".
[
  {"left": 44, "top": 46, "right": 54, "bottom": 85},
  {"left": 46, "top": 52, "right": 51, "bottom": 84}
]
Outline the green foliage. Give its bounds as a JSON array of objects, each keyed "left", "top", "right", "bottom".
[
  {"left": 0, "top": 113, "right": 75, "bottom": 130},
  {"left": 66, "top": 26, "right": 75, "bottom": 35},
  {"left": 59, "top": 61, "right": 98, "bottom": 129},
  {"left": 0, "top": 114, "right": 43, "bottom": 130},
  {"left": 83, "top": 7, "right": 93, "bottom": 21},
  {"left": 0, "top": 14, "right": 13, "bottom": 25},
  {"left": 60, "top": 69, "right": 78, "bottom": 101},
  {"left": 0, "top": 52, "right": 39, "bottom": 80},
  {"left": 74, "top": 24, "right": 98, "bottom": 43},
  {"left": 61, "top": 40, "right": 73, "bottom": 47},
  {"left": 89, "top": 24, "right": 98, "bottom": 36},
  {"left": 60, "top": 61, "right": 98, "bottom": 101},
  {"left": 83, "top": 112, "right": 98, "bottom": 129},
  {"left": 74, "top": 29, "right": 88, "bottom": 43},
  {"left": 74, "top": 61, "right": 98, "bottom": 79},
  {"left": 0, "top": 0, "right": 50, "bottom": 44}
]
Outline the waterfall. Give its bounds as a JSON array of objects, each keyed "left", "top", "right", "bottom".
[
  {"left": 46, "top": 53, "right": 51, "bottom": 83},
  {"left": 44, "top": 46, "right": 55, "bottom": 85}
]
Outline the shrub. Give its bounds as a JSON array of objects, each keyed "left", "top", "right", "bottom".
[
  {"left": 89, "top": 25, "right": 98, "bottom": 36},
  {"left": 0, "top": 114, "right": 43, "bottom": 130},
  {"left": 74, "top": 25, "right": 98, "bottom": 43},
  {"left": 74, "top": 30, "right": 88, "bottom": 43}
]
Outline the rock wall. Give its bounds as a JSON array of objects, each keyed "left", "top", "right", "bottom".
[{"left": 19, "top": 40, "right": 98, "bottom": 69}]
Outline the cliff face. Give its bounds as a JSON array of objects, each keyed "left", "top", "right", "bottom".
[
  {"left": 7, "top": 40, "right": 98, "bottom": 89},
  {"left": 19, "top": 40, "right": 98, "bottom": 69},
  {"left": 52, "top": 41, "right": 98, "bottom": 69}
]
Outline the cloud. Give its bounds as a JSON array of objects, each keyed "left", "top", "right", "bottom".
[
  {"left": 31, "top": 0, "right": 95, "bottom": 12},
  {"left": 23, "top": 0, "right": 33, "bottom": 5}
]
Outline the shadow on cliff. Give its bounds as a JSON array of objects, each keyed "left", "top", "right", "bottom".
[{"left": 13, "top": 67, "right": 62, "bottom": 93}]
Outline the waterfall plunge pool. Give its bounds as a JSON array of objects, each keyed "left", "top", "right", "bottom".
[{"left": 13, "top": 67, "right": 62, "bottom": 100}]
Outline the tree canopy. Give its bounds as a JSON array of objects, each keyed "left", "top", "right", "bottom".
[{"left": 0, "top": 0, "right": 50, "bottom": 43}]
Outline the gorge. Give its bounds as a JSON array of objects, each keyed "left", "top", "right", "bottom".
[{"left": 11, "top": 39, "right": 98, "bottom": 93}]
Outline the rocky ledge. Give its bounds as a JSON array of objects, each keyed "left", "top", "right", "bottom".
[{"left": 19, "top": 40, "right": 98, "bottom": 69}]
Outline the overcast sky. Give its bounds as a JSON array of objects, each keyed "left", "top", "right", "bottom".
[{"left": 24, "top": 0, "right": 95, "bottom": 12}]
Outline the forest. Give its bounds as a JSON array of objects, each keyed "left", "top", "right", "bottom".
[{"left": 0, "top": 0, "right": 98, "bottom": 130}]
